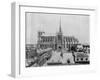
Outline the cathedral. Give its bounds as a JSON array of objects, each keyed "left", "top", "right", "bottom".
[{"left": 37, "top": 19, "right": 79, "bottom": 51}]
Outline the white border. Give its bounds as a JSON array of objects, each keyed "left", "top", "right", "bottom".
[{"left": 11, "top": 2, "right": 96, "bottom": 78}]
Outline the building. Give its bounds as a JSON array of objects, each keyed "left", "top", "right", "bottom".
[
  {"left": 74, "top": 52, "right": 89, "bottom": 64},
  {"left": 26, "top": 44, "right": 37, "bottom": 59},
  {"left": 37, "top": 19, "right": 79, "bottom": 51}
]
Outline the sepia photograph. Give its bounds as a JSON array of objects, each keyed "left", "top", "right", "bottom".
[{"left": 25, "top": 12, "right": 90, "bottom": 67}]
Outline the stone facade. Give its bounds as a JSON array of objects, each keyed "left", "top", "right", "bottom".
[{"left": 37, "top": 21, "right": 79, "bottom": 51}]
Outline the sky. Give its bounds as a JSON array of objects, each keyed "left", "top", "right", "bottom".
[{"left": 26, "top": 13, "right": 89, "bottom": 44}]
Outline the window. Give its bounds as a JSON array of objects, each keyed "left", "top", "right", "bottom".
[
  {"left": 85, "top": 58, "right": 88, "bottom": 61},
  {"left": 81, "top": 58, "right": 83, "bottom": 61},
  {"left": 67, "top": 59, "right": 70, "bottom": 64}
]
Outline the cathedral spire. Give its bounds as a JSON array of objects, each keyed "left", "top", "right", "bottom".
[{"left": 59, "top": 17, "right": 62, "bottom": 33}]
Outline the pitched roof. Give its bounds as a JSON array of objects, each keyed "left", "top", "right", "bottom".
[{"left": 74, "top": 52, "right": 88, "bottom": 58}]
